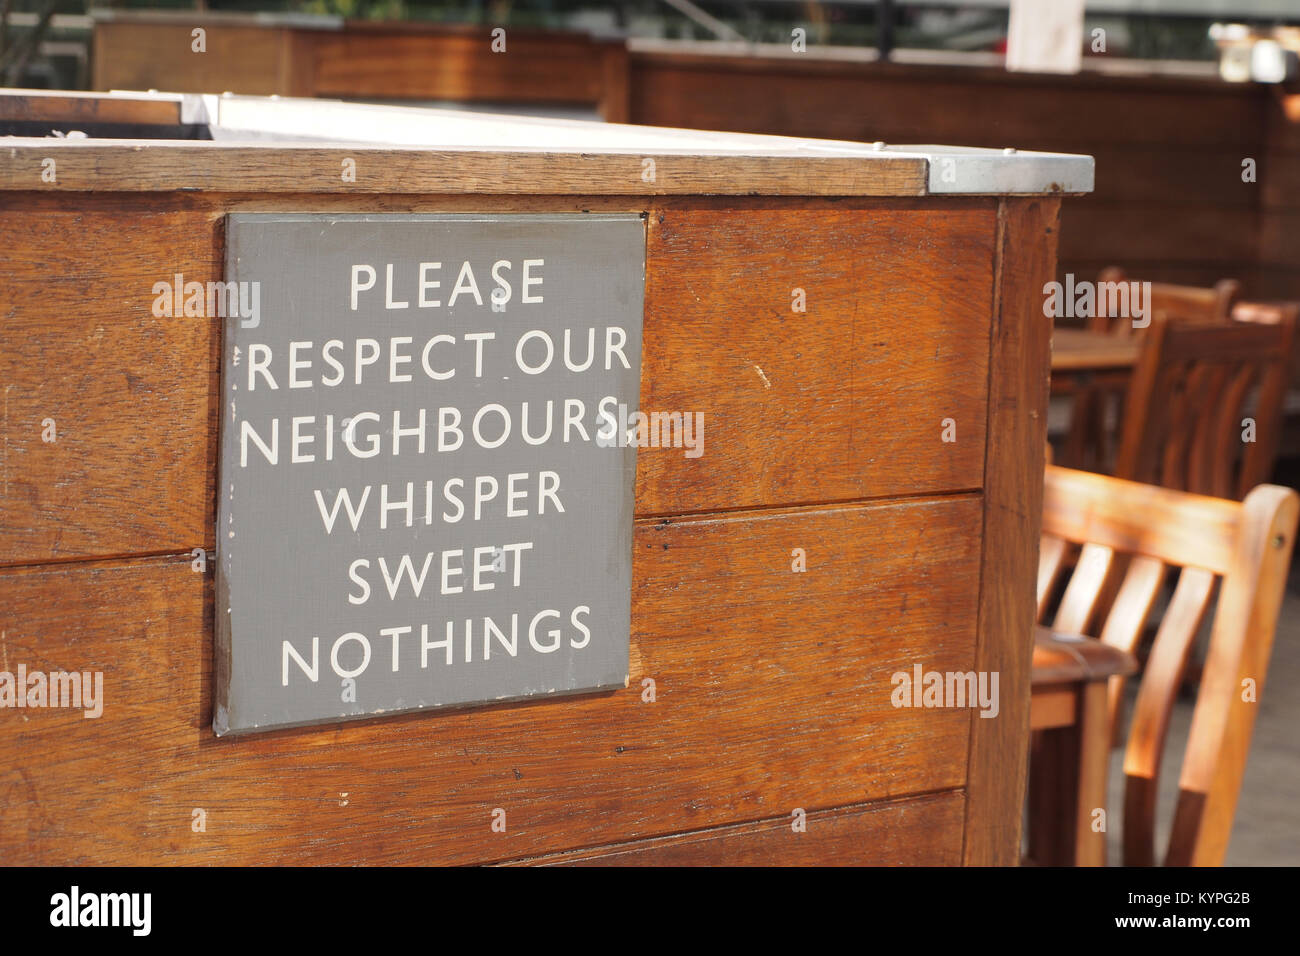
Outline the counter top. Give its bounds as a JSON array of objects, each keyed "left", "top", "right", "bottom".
[{"left": 0, "top": 90, "right": 1093, "bottom": 196}]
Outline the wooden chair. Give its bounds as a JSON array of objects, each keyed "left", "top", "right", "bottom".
[
  {"left": 1234, "top": 299, "right": 1300, "bottom": 384},
  {"left": 1091, "top": 266, "right": 1241, "bottom": 336},
  {"left": 1033, "top": 466, "right": 1298, "bottom": 865},
  {"left": 1059, "top": 269, "right": 1243, "bottom": 472},
  {"left": 1115, "top": 311, "right": 1296, "bottom": 500}
]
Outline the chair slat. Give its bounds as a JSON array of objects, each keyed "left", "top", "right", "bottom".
[
  {"left": 1037, "top": 534, "right": 1069, "bottom": 620},
  {"left": 1209, "top": 365, "right": 1257, "bottom": 499},
  {"left": 1053, "top": 542, "right": 1114, "bottom": 635},
  {"left": 1159, "top": 364, "right": 1210, "bottom": 491},
  {"left": 1188, "top": 364, "right": 1231, "bottom": 496},
  {"left": 1167, "top": 485, "right": 1300, "bottom": 865},
  {"left": 1115, "top": 313, "right": 1298, "bottom": 499},
  {"left": 1122, "top": 566, "right": 1217, "bottom": 867},
  {"left": 1098, "top": 554, "right": 1166, "bottom": 736}
]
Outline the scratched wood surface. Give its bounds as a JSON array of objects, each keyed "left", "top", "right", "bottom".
[
  {"left": 0, "top": 196, "right": 992, "bottom": 565},
  {"left": 0, "top": 495, "right": 980, "bottom": 865}
]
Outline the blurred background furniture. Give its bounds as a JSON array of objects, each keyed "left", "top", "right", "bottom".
[
  {"left": 1056, "top": 275, "right": 1297, "bottom": 490},
  {"left": 1115, "top": 312, "right": 1296, "bottom": 499},
  {"left": 60, "top": 10, "right": 1300, "bottom": 307},
  {"left": 89, "top": 11, "right": 630, "bottom": 121},
  {"left": 1090, "top": 267, "right": 1241, "bottom": 337},
  {"left": 1028, "top": 466, "right": 1298, "bottom": 866}
]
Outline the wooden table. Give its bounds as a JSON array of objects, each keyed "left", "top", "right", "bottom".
[
  {"left": 1052, "top": 329, "right": 1140, "bottom": 373},
  {"left": 1051, "top": 328, "right": 1140, "bottom": 392},
  {"left": 1027, "top": 626, "right": 1138, "bottom": 866},
  {"left": 1049, "top": 328, "right": 1140, "bottom": 467}
]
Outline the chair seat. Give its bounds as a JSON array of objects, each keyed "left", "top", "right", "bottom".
[{"left": 1032, "top": 628, "right": 1138, "bottom": 686}]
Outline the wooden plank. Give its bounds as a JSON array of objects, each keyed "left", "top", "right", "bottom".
[
  {"left": 599, "top": 44, "right": 632, "bottom": 124},
  {"left": 1030, "top": 687, "right": 1075, "bottom": 730},
  {"left": 630, "top": 46, "right": 1241, "bottom": 97},
  {"left": 279, "top": 28, "right": 318, "bottom": 100},
  {"left": 0, "top": 196, "right": 990, "bottom": 565},
  {"left": 0, "top": 203, "right": 220, "bottom": 566},
  {"left": 962, "top": 197, "right": 1058, "bottom": 865},
  {"left": 623, "top": 52, "right": 1281, "bottom": 317},
  {"left": 309, "top": 31, "right": 608, "bottom": 103},
  {"left": 1258, "top": 209, "right": 1300, "bottom": 267},
  {"left": 513, "top": 792, "right": 965, "bottom": 865},
  {"left": 1264, "top": 92, "right": 1300, "bottom": 156},
  {"left": 92, "top": 22, "right": 289, "bottom": 96},
  {"left": 0, "top": 495, "right": 981, "bottom": 865},
  {"left": 1044, "top": 465, "right": 1241, "bottom": 576},
  {"left": 638, "top": 199, "right": 993, "bottom": 515},
  {"left": 1052, "top": 329, "right": 1140, "bottom": 373},
  {"left": 1083, "top": 146, "right": 1260, "bottom": 208},
  {"left": 1261, "top": 149, "right": 1300, "bottom": 212},
  {"left": 1058, "top": 203, "right": 1259, "bottom": 265},
  {"left": 628, "top": 56, "right": 1264, "bottom": 151},
  {"left": 0, "top": 91, "right": 182, "bottom": 127},
  {"left": 0, "top": 143, "right": 928, "bottom": 197}
]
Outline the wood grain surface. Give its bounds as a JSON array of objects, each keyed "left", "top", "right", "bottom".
[
  {"left": 309, "top": 31, "right": 611, "bottom": 105},
  {"left": 628, "top": 54, "right": 1261, "bottom": 150},
  {"left": 516, "top": 791, "right": 965, "bottom": 865},
  {"left": 93, "top": 22, "right": 290, "bottom": 96},
  {"left": 0, "top": 203, "right": 221, "bottom": 565},
  {"left": 961, "top": 198, "right": 1059, "bottom": 865},
  {"left": 0, "top": 495, "right": 981, "bottom": 864},
  {"left": 0, "top": 196, "right": 992, "bottom": 565},
  {"left": 0, "top": 169, "right": 1045, "bottom": 864},
  {"left": 0, "top": 142, "right": 928, "bottom": 197},
  {"left": 0, "top": 91, "right": 183, "bottom": 126},
  {"left": 637, "top": 199, "right": 993, "bottom": 515}
]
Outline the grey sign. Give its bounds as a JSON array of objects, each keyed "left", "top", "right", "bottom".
[{"left": 214, "top": 214, "right": 646, "bottom": 735}]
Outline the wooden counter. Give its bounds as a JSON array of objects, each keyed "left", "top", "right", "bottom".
[{"left": 0, "top": 92, "right": 1091, "bottom": 865}]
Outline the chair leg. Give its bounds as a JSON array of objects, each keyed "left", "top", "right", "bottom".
[
  {"left": 1075, "top": 682, "right": 1111, "bottom": 866},
  {"left": 1026, "top": 683, "right": 1111, "bottom": 866}
]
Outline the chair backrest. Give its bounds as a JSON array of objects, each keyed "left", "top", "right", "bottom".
[
  {"left": 1092, "top": 267, "right": 1240, "bottom": 336},
  {"left": 1114, "top": 311, "right": 1297, "bottom": 499},
  {"left": 1038, "top": 466, "right": 1298, "bottom": 866},
  {"left": 1234, "top": 299, "right": 1300, "bottom": 388}
]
